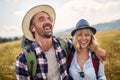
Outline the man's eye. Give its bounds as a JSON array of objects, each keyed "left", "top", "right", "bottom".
[
  {"left": 48, "top": 17, "right": 53, "bottom": 22},
  {"left": 39, "top": 17, "right": 44, "bottom": 21}
]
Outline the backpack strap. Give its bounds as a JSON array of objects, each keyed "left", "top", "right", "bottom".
[
  {"left": 59, "top": 39, "right": 68, "bottom": 56},
  {"left": 59, "top": 39, "right": 74, "bottom": 80},
  {"left": 59, "top": 39, "right": 74, "bottom": 69},
  {"left": 91, "top": 52, "right": 100, "bottom": 79},
  {"left": 24, "top": 50, "right": 37, "bottom": 80}
]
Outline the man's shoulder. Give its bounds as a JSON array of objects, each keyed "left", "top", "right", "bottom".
[
  {"left": 53, "top": 36, "right": 72, "bottom": 41},
  {"left": 16, "top": 51, "right": 26, "bottom": 63}
]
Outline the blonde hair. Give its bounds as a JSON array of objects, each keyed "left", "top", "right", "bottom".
[{"left": 72, "top": 29, "right": 100, "bottom": 52}]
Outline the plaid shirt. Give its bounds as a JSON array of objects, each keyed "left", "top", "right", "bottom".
[{"left": 16, "top": 36, "right": 73, "bottom": 80}]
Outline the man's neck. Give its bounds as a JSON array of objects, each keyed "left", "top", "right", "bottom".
[{"left": 35, "top": 36, "right": 53, "bottom": 52}]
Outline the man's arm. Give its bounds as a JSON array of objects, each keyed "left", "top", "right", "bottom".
[
  {"left": 16, "top": 52, "right": 30, "bottom": 80},
  {"left": 94, "top": 47, "right": 106, "bottom": 62}
]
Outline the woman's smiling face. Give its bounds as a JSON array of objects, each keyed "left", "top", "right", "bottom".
[{"left": 76, "top": 29, "right": 92, "bottom": 49}]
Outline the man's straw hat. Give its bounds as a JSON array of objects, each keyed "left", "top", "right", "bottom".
[{"left": 22, "top": 4, "right": 56, "bottom": 41}]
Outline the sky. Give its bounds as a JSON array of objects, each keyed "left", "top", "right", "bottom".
[{"left": 0, "top": 0, "right": 120, "bottom": 38}]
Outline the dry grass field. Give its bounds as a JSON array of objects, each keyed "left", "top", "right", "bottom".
[
  {"left": 0, "top": 40, "right": 21, "bottom": 80},
  {"left": 96, "top": 30, "right": 120, "bottom": 80},
  {"left": 0, "top": 30, "right": 120, "bottom": 80}
]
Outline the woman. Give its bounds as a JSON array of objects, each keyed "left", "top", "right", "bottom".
[{"left": 69, "top": 19, "right": 106, "bottom": 80}]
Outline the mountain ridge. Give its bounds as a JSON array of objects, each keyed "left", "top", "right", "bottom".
[{"left": 54, "top": 19, "right": 120, "bottom": 36}]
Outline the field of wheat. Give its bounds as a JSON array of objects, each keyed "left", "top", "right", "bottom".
[
  {"left": 0, "top": 30, "right": 120, "bottom": 80},
  {"left": 0, "top": 40, "right": 22, "bottom": 80},
  {"left": 95, "top": 30, "right": 120, "bottom": 80}
]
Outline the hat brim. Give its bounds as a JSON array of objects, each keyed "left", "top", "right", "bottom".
[
  {"left": 71, "top": 26, "right": 96, "bottom": 36},
  {"left": 22, "top": 4, "right": 56, "bottom": 41}
]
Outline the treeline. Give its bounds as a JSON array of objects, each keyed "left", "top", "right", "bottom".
[{"left": 0, "top": 37, "right": 21, "bottom": 43}]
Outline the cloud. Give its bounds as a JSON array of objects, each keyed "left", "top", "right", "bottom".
[
  {"left": 54, "top": 0, "right": 120, "bottom": 31},
  {"left": 13, "top": 10, "right": 25, "bottom": 17},
  {"left": 5, "top": 0, "right": 19, "bottom": 3},
  {"left": 0, "top": 25, "right": 22, "bottom": 38},
  {"left": 1, "top": 0, "right": 120, "bottom": 37}
]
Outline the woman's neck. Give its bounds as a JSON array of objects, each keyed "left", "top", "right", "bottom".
[
  {"left": 77, "top": 48, "right": 89, "bottom": 69},
  {"left": 78, "top": 48, "right": 89, "bottom": 56}
]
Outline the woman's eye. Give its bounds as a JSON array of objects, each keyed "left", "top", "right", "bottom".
[{"left": 85, "top": 34, "right": 90, "bottom": 36}]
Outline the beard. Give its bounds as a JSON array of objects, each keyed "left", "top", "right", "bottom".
[
  {"left": 42, "top": 23, "right": 53, "bottom": 38},
  {"left": 44, "top": 32, "right": 53, "bottom": 38},
  {"left": 33, "top": 22, "right": 53, "bottom": 39}
]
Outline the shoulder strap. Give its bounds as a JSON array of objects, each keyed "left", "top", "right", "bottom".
[
  {"left": 25, "top": 51, "right": 37, "bottom": 79},
  {"left": 59, "top": 39, "right": 68, "bottom": 56},
  {"left": 59, "top": 39, "right": 74, "bottom": 69},
  {"left": 91, "top": 52, "right": 100, "bottom": 79}
]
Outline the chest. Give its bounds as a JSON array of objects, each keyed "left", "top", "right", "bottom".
[{"left": 69, "top": 56, "right": 96, "bottom": 80}]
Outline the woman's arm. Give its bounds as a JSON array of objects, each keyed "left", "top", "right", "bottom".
[{"left": 98, "top": 61, "right": 107, "bottom": 80}]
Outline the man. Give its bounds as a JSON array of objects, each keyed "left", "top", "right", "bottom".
[{"left": 16, "top": 4, "right": 106, "bottom": 80}]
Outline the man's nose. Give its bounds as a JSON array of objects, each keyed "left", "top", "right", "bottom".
[{"left": 44, "top": 18, "right": 52, "bottom": 23}]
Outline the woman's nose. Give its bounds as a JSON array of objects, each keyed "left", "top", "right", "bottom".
[{"left": 82, "top": 35, "right": 86, "bottom": 39}]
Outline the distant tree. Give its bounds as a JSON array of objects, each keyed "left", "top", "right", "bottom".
[
  {"left": 3, "top": 38, "right": 8, "bottom": 42},
  {"left": 0, "top": 37, "right": 2, "bottom": 43},
  {"left": 14, "top": 37, "right": 19, "bottom": 40},
  {"left": 0, "top": 36, "right": 20, "bottom": 43}
]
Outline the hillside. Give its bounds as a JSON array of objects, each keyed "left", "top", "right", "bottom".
[
  {"left": 94, "top": 19, "right": 120, "bottom": 31},
  {"left": 55, "top": 19, "right": 120, "bottom": 36}
]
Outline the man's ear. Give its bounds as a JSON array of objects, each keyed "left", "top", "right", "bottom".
[{"left": 29, "top": 25, "right": 35, "bottom": 32}]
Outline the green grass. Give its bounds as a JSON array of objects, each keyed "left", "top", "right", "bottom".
[{"left": 0, "top": 30, "right": 120, "bottom": 80}]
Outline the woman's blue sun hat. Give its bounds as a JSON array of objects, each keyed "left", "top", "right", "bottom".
[{"left": 71, "top": 19, "right": 96, "bottom": 36}]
